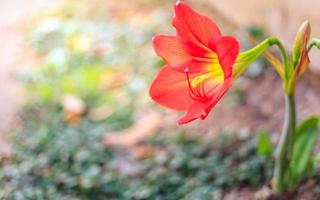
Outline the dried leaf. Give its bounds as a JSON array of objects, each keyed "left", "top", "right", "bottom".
[
  {"left": 263, "top": 50, "right": 285, "bottom": 81},
  {"left": 102, "top": 111, "right": 162, "bottom": 148},
  {"left": 132, "top": 145, "right": 154, "bottom": 160},
  {"left": 64, "top": 112, "right": 81, "bottom": 124},
  {"left": 61, "top": 94, "right": 86, "bottom": 124},
  {"left": 88, "top": 104, "right": 112, "bottom": 121},
  {"left": 253, "top": 186, "right": 272, "bottom": 200},
  {"left": 100, "top": 70, "right": 127, "bottom": 89},
  {"left": 61, "top": 94, "right": 86, "bottom": 115}
]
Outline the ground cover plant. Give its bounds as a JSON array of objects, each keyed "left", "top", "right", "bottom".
[{"left": 1, "top": 105, "right": 275, "bottom": 199}]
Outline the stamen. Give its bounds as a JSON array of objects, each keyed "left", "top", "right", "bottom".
[
  {"left": 200, "top": 84, "right": 208, "bottom": 98},
  {"left": 184, "top": 67, "right": 211, "bottom": 102},
  {"left": 182, "top": 52, "right": 224, "bottom": 103},
  {"left": 185, "top": 67, "right": 199, "bottom": 100},
  {"left": 201, "top": 110, "right": 207, "bottom": 116}
]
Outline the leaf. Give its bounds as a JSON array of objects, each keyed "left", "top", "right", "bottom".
[
  {"left": 263, "top": 50, "right": 285, "bottom": 81},
  {"left": 61, "top": 94, "right": 87, "bottom": 124},
  {"left": 102, "top": 111, "right": 162, "bottom": 148},
  {"left": 288, "top": 116, "right": 320, "bottom": 188},
  {"left": 233, "top": 37, "right": 284, "bottom": 80},
  {"left": 36, "top": 83, "right": 54, "bottom": 102},
  {"left": 61, "top": 94, "right": 86, "bottom": 115},
  {"left": 233, "top": 39, "right": 270, "bottom": 79},
  {"left": 257, "top": 130, "right": 273, "bottom": 157},
  {"left": 248, "top": 35, "right": 285, "bottom": 81}
]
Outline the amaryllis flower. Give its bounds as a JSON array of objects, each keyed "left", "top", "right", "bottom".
[{"left": 149, "top": 1, "right": 240, "bottom": 124}]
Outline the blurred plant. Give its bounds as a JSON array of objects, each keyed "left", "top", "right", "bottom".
[
  {"left": 149, "top": 2, "right": 320, "bottom": 196},
  {"left": 1, "top": 105, "right": 274, "bottom": 199},
  {"left": 17, "top": 0, "right": 168, "bottom": 129}
]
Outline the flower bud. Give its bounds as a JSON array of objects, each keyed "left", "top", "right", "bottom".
[
  {"left": 292, "top": 21, "right": 311, "bottom": 68},
  {"left": 288, "top": 21, "right": 311, "bottom": 94}
]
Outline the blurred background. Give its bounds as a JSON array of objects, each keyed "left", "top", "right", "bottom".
[{"left": 0, "top": 0, "right": 319, "bottom": 199}]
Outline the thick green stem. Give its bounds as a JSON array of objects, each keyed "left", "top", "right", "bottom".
[
  {"left": 235, "top": 36, "right": 297, "bottom": 194},
  {"left": 273, "top": 93, "right": 296, "bottom": 194}
]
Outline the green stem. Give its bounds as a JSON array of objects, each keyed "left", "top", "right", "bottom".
[
  {"left": 308, "top": 38, "right": 320, "bottom": 52},
  {"left": 273, "top": 93, "right": 296, "bottom": 194},
  {"left": 267, "top": 37, "right": 290, "bottom": 81},
  {"left": 265, "top": 38, "right": 292, "bottom": 94},
  {"left": 234, "top": 37, "right": 289, "bottom": 79}
]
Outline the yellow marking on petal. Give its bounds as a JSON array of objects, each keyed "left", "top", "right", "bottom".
[
  {"left": 190, "top": 53, "right": 224, "bottom": 88},
  {"left": 191, "top": 74, "right": 212, "bottom": 88}
]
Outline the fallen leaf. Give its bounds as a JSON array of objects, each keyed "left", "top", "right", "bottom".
[
  {"left": 88, "top": 104, "right": 112, "bottom": 121},
  {"left": 102, "top": 111, "right": 162, "bottom": 148},
  {"left": 63, "top": 112, "right": 81, "bottom": 124},
  {"left": 61, "top": 94, "right": 86, "bottom": 124},
  {"left": 132, "top": 145, "right": 154, "bottom": 160},
  {"left": 253, "top": 186, "right": 272, "bottom": 200},
  {"left": 100, "top": 70, "right": 127, "bottom": 89},
  {"left": 61, "top": 94, "right": 86, "bottom": 115}
]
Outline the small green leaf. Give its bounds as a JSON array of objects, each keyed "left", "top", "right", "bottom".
[
  {"left": 233, "top": 38, "right": 271, "bottom": 79},
  {"left": 288, "top": 116, "right": 320, "bottom": 189},
  {"left": 257, "top": 130, "right": 273, "bottom": 157},
  {"left": 233, "top": 37, "right": 285, "bottom": 81},
  {"left": 36, "top": 83, "right": 54, "bottom": 103}
]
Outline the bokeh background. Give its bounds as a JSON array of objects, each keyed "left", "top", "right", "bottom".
[{"left": 0, "top": 0, "right": 319, "bottom": 199}]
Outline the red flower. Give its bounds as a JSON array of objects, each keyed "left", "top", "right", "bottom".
[{"left": 150, "top": 1, "right": 240, "bottom": 124}]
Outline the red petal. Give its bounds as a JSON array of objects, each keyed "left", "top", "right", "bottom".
[
  {"left": 173, "top": 1, "right": 221, "bottom": 47},
  {"left": 209, "top": 36, "right": 240, "bottom": 78},
  {"left": 153, "top": 35, "right": 190, "bottom": 66},
  {"left": 171, "top": 60, "right": 209, "bottom": 73},
  {"left": 178, "top": 101, "right": 207, "bottom": 124},
  {"left": 149, "top": 65, "right": 194, "bottom": 111},
  {"left": 204, "top": 79, "right": 232, "bottom": 114},
  {"left": 178, "top": 79, "right": 232, "bottom": 125},
  {"left": 152, "top": 35, "right": 209, "bottom": 74}
]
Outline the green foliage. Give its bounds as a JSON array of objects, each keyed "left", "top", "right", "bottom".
[
  {"left": 0, "top": 108, "right": 273, "bottom": 199},
  {"left": 257, "top": 130, "right": 273, "bottom": 157},
  {"left": 18, "top": 13, "right": 162, "bottom": 108},
  {"left": 288, "top": 116, "right": 320, "bottom": 189}
]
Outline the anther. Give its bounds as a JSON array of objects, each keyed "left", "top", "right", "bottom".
[{"left": 201, "top": 110, "right": 207, "bottom": 117}]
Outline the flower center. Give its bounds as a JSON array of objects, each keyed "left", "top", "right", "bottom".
[{"left": 185, "top": 53, "right": 224, "bottom": 102}]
